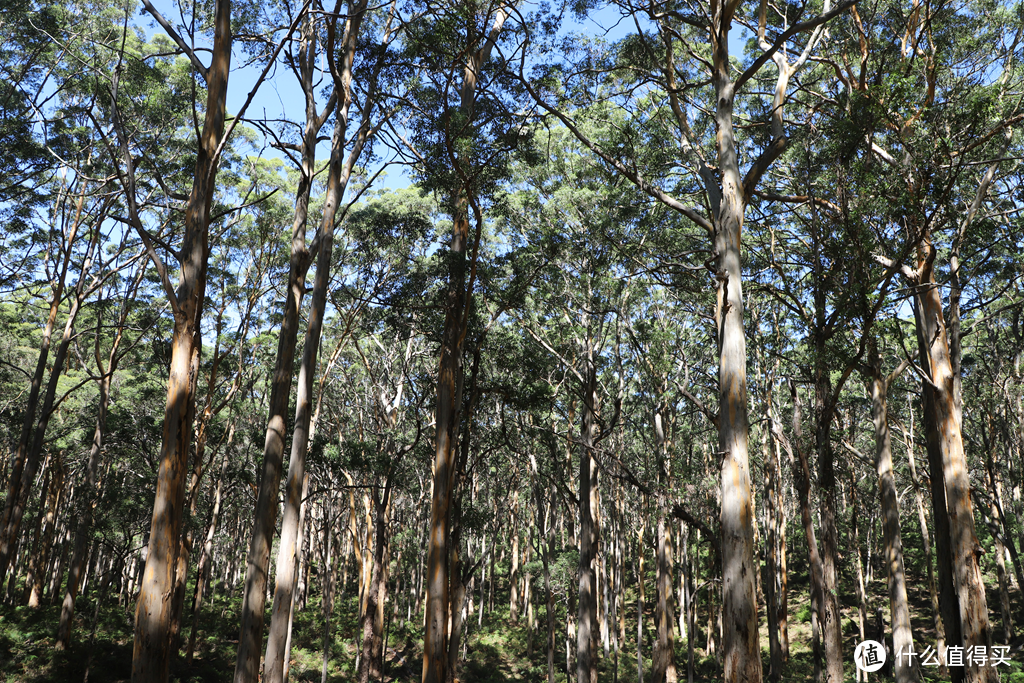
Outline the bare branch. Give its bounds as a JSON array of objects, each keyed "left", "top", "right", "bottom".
[{"left": 139, "top": 0, "right": 209, "bottom": 81}]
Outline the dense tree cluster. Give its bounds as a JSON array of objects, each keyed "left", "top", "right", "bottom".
[{"left": 1, "top": 0, "right": 1023, "bottom": 682}]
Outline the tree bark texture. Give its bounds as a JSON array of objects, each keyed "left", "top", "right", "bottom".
[
  {"left": 915, "top": 251, "right": 995, "bottom": 683},
  {"left": 711, "top": 6, "right": 762, "bottom": 680}
]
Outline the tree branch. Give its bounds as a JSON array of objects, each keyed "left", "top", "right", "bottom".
[
  {"left": 734, "top": 0, "right": 857, "bottom": 92},
  {"left": 139, "top": 0, "right": 209, "bottom": 81}
]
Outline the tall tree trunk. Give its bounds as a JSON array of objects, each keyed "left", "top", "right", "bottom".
[
  {"left": 421, "top": 12, "right": 508, "bottom": 683},
  {"left": 263, "top": 0, "right": 384, "bottom": 676},
  {"left": 577, "top": 362, "right": 600, "bottom": 683},
  {"left": 281, "top": 473, "right": 309, "bottom": 683},
  {"left": 899, "top": 396, "right": 945, "bottom": 659},
  {"left": 131, "top": 0, "right": 230, "bottom": 678},
  {"left": 637, "top": 536, "right": 646, "bottom": 683},
  {"left": 712, "top": 7, "right": 762, "bottom": 677},
  {"left": 851, "top": 476, "right": 868, "bottom": 683},
  {"left": 868, "top": 352, "right": 918, "bottom": 683},
  {"left": 536, "top": 482, "right": 556, "bottom": 683},
  {"left": 682, "top": 524, "right": 694, "bottom": 683},
  {"left": 510, "top": 492, "right": 520, "bottom": 623},
  {"left": 28, "top": 456, "right": 62, "bottom": 607},
  {"left": 814, "top": 366, "right": 843, "bottom": 683},
  {"left": 782, "top": 384, "right": 825, "bottom": 683},
  {"left": 320, "top": 504, "right": 339, "bottom": 683},
  {"left": 262, "top": 29, "right": 360, "bottom": 679},
  {"left": 652, "top": 399, "right": 677, "bottom": 683},
  {"left": 233, "top": 15, "right": 322, "bottom": 682},
  {"left": 186, "top": 431, "right": 233, "bottom": 665},
  {"left": 763, "top": 416, "right": 782, "bottom": 682},
  {"left": 653, "top": 504, "right": 677, "bottom": 683},
  {"left": 983, "top": 427, "right": 1014, "bottom": 643},
  {"left": 358, "top": 486, "right": 390, "bottom": 683},
  {"left": 915, "top": 248, "right": 995, "bottom": 683}
]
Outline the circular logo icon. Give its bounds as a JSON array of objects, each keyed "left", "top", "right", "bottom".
[{"left": 855, "top": 640, "right": 887, "bottom": 672}]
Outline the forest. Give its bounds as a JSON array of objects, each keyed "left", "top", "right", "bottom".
[{"left": 1, "top": 0, "right": 1023, "bottom": 681}]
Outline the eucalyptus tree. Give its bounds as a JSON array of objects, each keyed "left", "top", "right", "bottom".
[
  {"left": 233, "top": 3, "right": 338, "bottom": 678},
  {"left": 73, "top": 0, "right": 239, "bottom": 676},
  {"left": 396, "top": 2, "right": 533, "bottom": 680},
  {"left": 804, "top": 0, "right": 1024, "bottom": 678},
  {"left": 505, "top": 120, "right": 658, "bottom": 683},
  {"left": 56, "top": 258, "right": 150, "bottom": 649},
  {"left": 258, "top": 0, "right": 400, "bottom": 679},
  {"left": 175, "top": 156, "right": 291, "bottom": 662},
  {"left": 865, "top": 337, "right": 918, "bottom": 683},
  {"left": 0, "top": 0, "right": 60, "bottom": 264},
  {"left": 126, "top": 0, "right": 233, "bottom": 671},
  {"left": 520, "top": 0, "right": 857, "bottom": 675}
]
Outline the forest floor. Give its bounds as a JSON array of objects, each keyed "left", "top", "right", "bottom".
[{"left": 3, "top": 568, "right": 1024, "bottom": 682}]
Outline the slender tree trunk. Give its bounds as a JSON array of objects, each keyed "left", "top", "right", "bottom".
[
  {"left": 869, "top": 353, "right": 919, "bottom": 683},
  {"left": 48, "top": 521, "right": 72, "bottom": 605},
  {"left": 28, "top": 457, "right": 62, "bottom": 607},
  {"left": 320, "top": 506, "right": 338, "bottom": 683},
  {"left": 511, "top": 492, "right": 520, "bottom": 623},
  {"left": 358, "top": 488, "right": 390, "bottom": 683},
  {"left": 446, "top": 540, "right": 468, "bottom": 683},
  {"left": 422, "top": 12, "right": 508, "bottom": 683},
  {"left": 778, "top": 467, "right": 789, "bottom": 663},
  {"left": 22, "top": 460, "right": 52, "bottom": 606},
  {"left": 281, "top": 473, "right": 309, "bottom": 683},
  {"left": 682, "top": 524, "right": 694, "bottom": 683},
  {"left": 577, "top": 363, "right": 600, "bottom": 683},
  {"left": 263, "top": 78, "right": 353, "bottom": 683},
  {"left": 711, "top": 9, "right": 762, "bottom": 677},
  {"left": 536, "top": 483, "right": 556, "bottom": 683},
  {"left": 131, "top": 1, "right": 230, "bottom": 678},
  {"left": 263, "top": 2, "right": 383, "bottom": 677},
  {"left": 653, "top": 505, "right": 677, "bottom": 683},
  {"left": 900, "top": 397, "right": 945, "bottom": 658},
  {"left": 637, "top": 547, "right": 645, "bottom": 683},
  {"left": 783, "top": 384, "right": 825, "bottom": 683},
  {"left": 233, "top": 15, "right": 321, "bottom": 682},
  {"left": 814, "top": 372, "right": 843, "bottom": 683},
  {"left": 851, "top": 475, "right": 868, "bottom": 683},
  {"left": 984, "top": 433, "right": 1014, "bottom": 643},
  {"left": 652, "top": 399, "right": 677, "bottom": 683},
  {"left": 186, "top": 433, "right": 232, "bottom": 664},
  {"left": 763, "top": 417, "right": 782, "bottom": 682}
]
